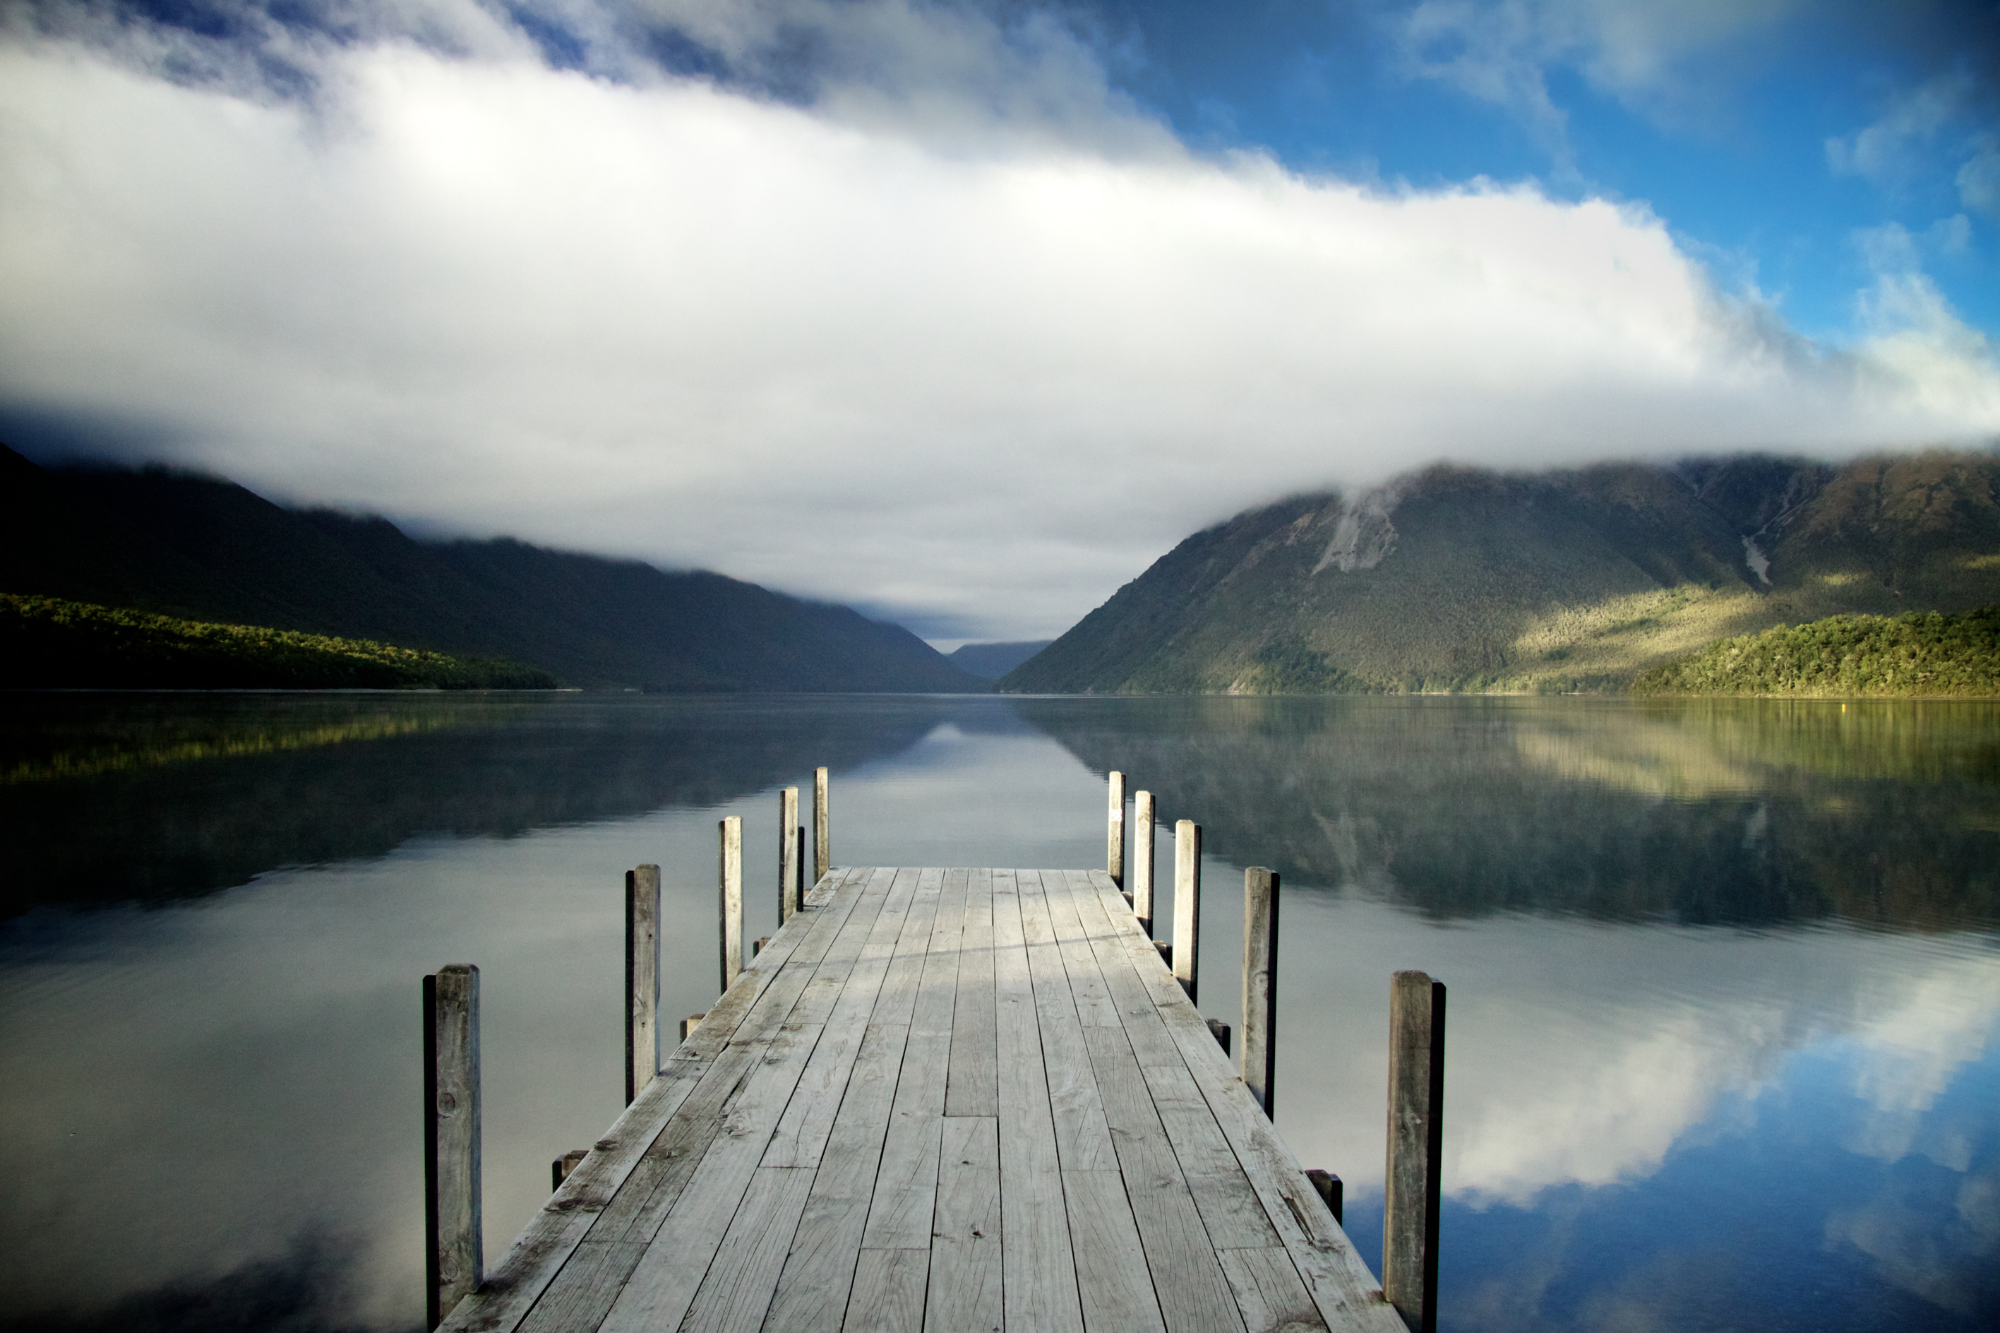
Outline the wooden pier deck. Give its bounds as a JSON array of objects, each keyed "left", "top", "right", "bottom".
[{"left": 440, "top": 867, "right": 1406, "bottom": 1333}]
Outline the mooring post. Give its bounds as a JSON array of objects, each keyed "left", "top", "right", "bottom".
[
  {"left": 1132, "top": 790, "right": 1155, "bottom": 932},
  {"left": 779, "top": 786, "right": 800, "bottom": 923},
  {"left": 1172, "top": 820, "right": 1201, "bottom": 1004},
  {"left": 625, "top": 865, "right": 659, "bottom": 1106},
  {"left": 1384, "top": 970, "right": 1446, "bottom": 1333},
  {"left": 719, "top": 816, "right": 743, "bottom": 993},
  {"left": 813, "top": 767, "right": 830, "bottom": 883},
  {"left": 1106, "top": 770, "right": 1126, "bottom": 890},
  {"left": 423, "top": 964, "right": 481, "bottom": 1331},
  {"left": 551, "top": 1148, "right": 587, "bottom": 1192},
  {"left": 1306, "top": 1168, "right": 1344, "bottom": 1226},
  {"left": 1242, "top": 866, "right": 1279, "bottom": 1116}
]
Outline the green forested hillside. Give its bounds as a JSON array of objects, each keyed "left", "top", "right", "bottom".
[
  {"left": 1002, "top": 451, "right": 2000, "bottom": 695},
  {"left": 1633, "top": 607, "right": 2000, "bottom": 697},
  {"left": 1, "top": 594, "right": 556, "bottom": 690},
  {"left": 0, "top": 445, "right": 983, "bottom": 692}
]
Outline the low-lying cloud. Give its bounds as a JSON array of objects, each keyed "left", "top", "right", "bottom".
[{"left": 2, "top": 2, "right": 1997, "bottom": 640}]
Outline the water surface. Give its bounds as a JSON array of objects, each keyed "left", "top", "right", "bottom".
[{"left": 1, "top": 693, "right": 1995, "bottom": 1331}]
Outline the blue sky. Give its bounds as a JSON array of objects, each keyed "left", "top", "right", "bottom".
[{"left": 1, "top": 1, "right": 1997, "bottom": 640}]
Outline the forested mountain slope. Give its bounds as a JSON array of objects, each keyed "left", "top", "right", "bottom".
[{"left": 1002, "top": 451, "right": 2000, "bottom": 694}]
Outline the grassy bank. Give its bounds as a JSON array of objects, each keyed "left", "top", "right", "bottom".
[
  {"left": 1, "top": 594, "right": 557, "bottom": 690},
  {"left": 1632, "top": 606, "right": 2000, "bottom": 698}
]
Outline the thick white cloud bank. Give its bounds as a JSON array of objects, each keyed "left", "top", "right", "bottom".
[{"left": 2, "top": 13, "right": 1998, "bottom": 639}]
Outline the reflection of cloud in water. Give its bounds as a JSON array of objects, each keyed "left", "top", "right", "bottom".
[{"left": 1274, "top": 895, "right": 2000, "bottom": 1209}]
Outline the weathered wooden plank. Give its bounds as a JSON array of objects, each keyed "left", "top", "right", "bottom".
[
  {"left": 1017, "top": 871, "right": 1115, "bottom": 1173},
  {"left": 512, "top": 1241, "right": 646, "bottom": 1333},
  {"left": 761, "top": 868, "right": 918, "bottom": 1168},
  {"left": 992, "top": 871, "right": 1084, "bottom": 1333},
  {"left": 946, "top": 868, "right": 997, "bottom": 1117},
  {"left": 1217, "top": 1247, "right": 1330, "bottom": 1333},
  {"left": 761, "top": 1021, "right": 912, "bottom": 1330},
  {"left": 842, "top": 1249, "right": 929, "bottom": 1333},
  {"left": 1063, "top": 870, "right": 1184, "bottom": 1071},
  {"left": 1039, "top": 867, "right": 1119, "bottom": 1029},
  {"left": 1081, "top": 1024, "right": 1245, "bottom": 1333},
  {"left": 1061, "top": 1169, "right": 1166, "bottom": 1333},
  {"left": 926, "top": 1116, "right": 1004, "bottom": 1333},
  {"left": 676, "top": 1166, "right": 816, "bottom": 1333},
  {"left": 1080, "top": 873, "right": 1404, "bottom": 1333},
  {"left": 1141, "top": 1064, "right": 1281, "bottom": 1250},
  {"left": 597, "top": 1022, "right": 827, "bottom": 1332}
]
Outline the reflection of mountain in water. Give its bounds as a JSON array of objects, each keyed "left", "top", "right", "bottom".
[
  {"left": 1, "top": 694, "right": 951, "bottom": 915},
  {"left": 1014, "top": 697, "right": 2000, "bottom": 931}
]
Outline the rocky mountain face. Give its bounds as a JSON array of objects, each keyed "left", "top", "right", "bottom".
[{"left": 1002, "top": 451, "right": 2000, "bottom": 694}]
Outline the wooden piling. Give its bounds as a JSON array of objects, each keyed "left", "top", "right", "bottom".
[
  {"left": 679, "top": 1013, "right": 705, "bottom": 1041},
  {"left": 1242, "top": 866, "right": 1279, "bottom": 1117},
  {"left": 551, "top": 1149, "right": 587, "bottom": 1192},
  {"left": 1384, "top": 970, "right": 1446, "bottom": 1333},
  {"left": 423, "top": 964, "right": 481, "bottom": 1331},
  {"left": 1132, "top": 790, "right": 1155, "bottom": 933},
  {"left": 812, "top": 767, "right": 830, "bottom": 883},
  {"left": 779, "top": 786, "right": 800, "bottom": 922},
  {"left": 1172, "top": 820, "right": 1201, "bottom": 1004},
  {"left": 719, "top": 816, "right": 743, "bottom": 993},
  {"left": 625, "top": 866, "right": 659, "bottom": 1106},
  {"left": 1207, "top": 1017, "right": 1231, "bottom": 1056},
  {"left": 1306, "top": 1169, "right": 1344, "bottom": 1226},
  {"left": 1106, "top": 770, "right": 1126, "bottom": 889}
]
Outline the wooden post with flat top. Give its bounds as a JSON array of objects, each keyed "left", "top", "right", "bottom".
[
  {"left": 1132, "top": 790, "right": 1155, "bottom": 933},
  {"left": 1106, "top": 770, "right": 1126, "bottom": 890},
  {"left": 1172, "top": 820, "right": 1201, "bottom": 1004},
  {"left": 812, "top": 768, "right": 830, "bottom": 884},
  {"left": 1384, "top": 970, "right": 1446, "bottom": 1333},
  {"left": 423, "top": 964, "right": 481, "bottom": 1331},
  {"left": 779, "top": 786, "right": 800, "bottom": 922},
  {"left": 625, "top": 865, "right": 659, "bottom": 1106},
  {"left": 1242, "top": 866, "right": 1279, "bottom": 1116},
  {"left": 719, "top": 817, "right": 743, "bottom": 993}
]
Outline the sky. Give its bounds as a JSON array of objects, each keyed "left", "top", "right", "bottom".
[{"left": 1, "top": 1, "right": 1998, "bottom": 644}]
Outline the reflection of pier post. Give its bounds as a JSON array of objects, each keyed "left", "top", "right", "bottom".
[
  {"left": 1385, "top": 970, "right": 1446, "bottom": 1333},
  {"left": 423, "top": 964, "right": 481, "bottom": 1331}
]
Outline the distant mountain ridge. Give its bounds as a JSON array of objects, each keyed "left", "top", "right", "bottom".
[
  {"left": 945, "top": 640, "right": 1053, "bottom": 680},
  {"left": 0, "top": 445, "right": 985, "bottom": 692},
  {"left": 1001, "top": 450, "right": 2000, "bottom": 694}
]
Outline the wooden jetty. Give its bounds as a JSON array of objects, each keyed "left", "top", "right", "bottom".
[{"left": 429, "top": 775, "right": 1442, "bottom": 1333}]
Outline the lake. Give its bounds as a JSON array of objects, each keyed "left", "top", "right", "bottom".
[{"left": 2, "top": 692, "right": 1996, "bottom": 1332}]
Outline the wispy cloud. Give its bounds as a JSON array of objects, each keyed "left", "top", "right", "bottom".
[{"left": 1, "top": 2, "right": 1997, "bottom": 639}]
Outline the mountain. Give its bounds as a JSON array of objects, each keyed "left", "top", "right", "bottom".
[
  {"left": 945, "top": 640, "right": 1054, "bottom": 680},
  {"left": 0, "top": 445, "right": 986, "bottom": 692},
  {"left": 1000, "top": 450, "right": 2000, "bottom": 694}
]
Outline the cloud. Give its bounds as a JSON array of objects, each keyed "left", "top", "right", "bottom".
[{"left": 1, "top": 3, "right": 1998, "bottom": 640}]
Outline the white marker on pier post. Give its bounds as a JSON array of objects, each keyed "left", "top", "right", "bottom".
[
  {"left": 1242, "top": 866, "right": 1279, "bottom": 1116},
  {"left": 779, "top": 786, "right": 800, "bottom": 922},
  {"left": 625, "top": 865, "right": 659, "bottom": 1106},
  {"left": 1132, "top": 790, "right": 1155, "bottom": 933},
  {"left": 1384, "top": 970, "right": 1446, "bottom": 1333},
  {"left": 1172, "top": 820, "right": 1201, "bottom": 1004},
  {"left": 1106, "top": 770, "right": 1126, "bottom": 890},
  {"left": 719, "top": 816, "right": 743, "bottom": 993},
  {"left": 423, "top": 964, "right": 481, "bottom": 1330},
  {"left": 812, "top": 767, "right": 830, "bottom": 884}
]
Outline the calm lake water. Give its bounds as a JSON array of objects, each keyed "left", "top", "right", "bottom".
[{"left": 2, "top": 692, "right": 1997, "bottom": 1332}]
